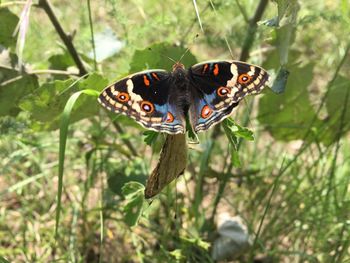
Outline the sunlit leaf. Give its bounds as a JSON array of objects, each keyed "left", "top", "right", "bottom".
[
  {"left": 222, "top": 118, "right": 254, "bottom": 168},
  {"left": 19, "top": 73, "right": 108, "bottom": 130},
  {"left": 224, "top": 118, "right": 254, "bottom": 141}
]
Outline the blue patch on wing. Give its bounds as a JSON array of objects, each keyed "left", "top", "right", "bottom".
[{"left": 154, "top": 104, "right": 183, "bottom": 126}]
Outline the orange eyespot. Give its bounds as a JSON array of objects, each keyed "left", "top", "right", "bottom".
[
  {"left": 141, "top": 101, "right": 154, "bottom": 113},
  {"left": 201, "top": 105, "right": 213, "bottom": 119},
  {"left": 116, "top": 92, "right": 130, "bottom": 102},
  {"left": 238, "top": 73, "right": 252, "bottom": 84},
  {"left": 166, "top": 112, "right": 174, "bottom": 123},
  {"left": 217, "top": 87, "right": 231, "bottom": 97}
]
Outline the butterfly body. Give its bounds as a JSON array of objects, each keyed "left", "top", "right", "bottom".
[{"left": 98, "top": 60, "right": 270, "bottom": 134}]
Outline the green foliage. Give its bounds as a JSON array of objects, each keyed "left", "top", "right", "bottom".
[
  {"left": 19, "top": 73, "right": 108, "bottom": 129},
  {"left": 0, "top": 256, "right": 10, "bottom": 263},
  {"left": 48, "top": 50, "right": 75, "bottom": 70},
  {"left": 143, "top": 130, "right": 159, "bottom": 146},
  {"left": 258, "top": 63, "right": 323, "bottom": 141},
  {"left": 122, "top": 182, "right": 145, "bottom": 227},
  {"left": 0, "top": 8, "right": 18, "bottom": 48},
  {"left": 0, "top": 67, "right": 39, "bottom": 116},
  {"left": 223, "top": 118, "right": 255, "bottom": 167},
  {"left": 107, "top": 160, "right": 147, "bottom": 196}
]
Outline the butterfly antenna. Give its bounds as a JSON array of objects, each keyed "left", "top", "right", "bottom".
[
  {"left": 178, "top": 33, "right": 200, "bottom": 63},
  {"left": 148, "top": 48, "right": 177, "bottom": 64},
  {"left": 224, "top": 37, "right": 234, "bottom": 60}
]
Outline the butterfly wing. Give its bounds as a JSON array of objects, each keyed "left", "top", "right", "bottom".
[
  {"left": 98, "top": 70, "right": 185, "bottom": 134},
  {"left": 188, "top": 60, "right": 270, "bottom": 132}
]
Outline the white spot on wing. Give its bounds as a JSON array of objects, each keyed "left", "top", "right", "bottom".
[
  {"left": 227, "top": 63, "right": 238, "bottom": 87},
  {"left": 126, "top": 79, "right": 143, "bottom": 112}
]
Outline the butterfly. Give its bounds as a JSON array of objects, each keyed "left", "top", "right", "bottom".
[{"left": 98, "top": 60, "right": 270, "bottom": 134}]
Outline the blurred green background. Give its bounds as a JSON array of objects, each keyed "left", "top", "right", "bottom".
[{"left": 0, "top": 0, "right": 349, "bottom": 262}]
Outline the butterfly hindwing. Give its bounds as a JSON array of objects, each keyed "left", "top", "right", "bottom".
[
  {"left": 188, "top": 60, "right": 270, "bottom": 132},
  {"left": 98, "top": 70, "right": 185, "bottom": 134}
]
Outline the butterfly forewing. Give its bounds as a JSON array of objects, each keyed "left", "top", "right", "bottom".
[
  {"left": 188, "top": 60, "right": 270, "bottom": 132},
  {"left": 98, "top": 70, "right": 186, "bottom": 134}
]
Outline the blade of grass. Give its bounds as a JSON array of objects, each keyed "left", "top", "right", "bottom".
[
  {"left": 86, "top": 0, "right": 97, "bottom": 70},
  {"left": 56, "top": 89, "right": 99, "bottom": 239},
  {"left": 13, "top": 0, "right": 32, "bottom": 69},
  {"left": 192, "top": 0, "right": 204, "bottom": 32},
  {"left": 250, "top": 156, "right": 287, "bottom": 261}
]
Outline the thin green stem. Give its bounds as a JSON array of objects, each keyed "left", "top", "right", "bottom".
[
  {"left": 240, "top": 0, "right": 269, "bottom": 61},
  {"left": 87, "top": 0, "right": 97, "bottom": 70},
  {"left": 325, "top": 71, "right": 350, "bottom": 216},
  {"left": 111, "top": 119, "right": 138, "bottom": 157},
  {"left": 250, "top": 157, "right": 286, "bottom": 261},
  {"left": 234, "top": 0, "right": 249, "bottom": 23}
]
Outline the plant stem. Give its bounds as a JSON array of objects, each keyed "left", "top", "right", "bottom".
[
  {"left": 38, "top": 0, "right": 87, "bottom": 76},
  {"left": 111, "top": 120, "right": 138, "bottom": 157},
  {"left": 240, "top": 0, "right": 269, "bottom": 61}
]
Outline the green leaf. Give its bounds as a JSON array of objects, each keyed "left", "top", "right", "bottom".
[
  {"left": 108, "top": 164, "right": 147, "bottom": 196},
  {"left": 181, "top": 237, "right": 210, "bottom": 250},
  {"left": 19, "top": 73, "right": 108, "bottom": 130},
  {"left": 222, "top": 118, "right": 254, "bottom": 168},
  {"left": 0, "top": 8, "right": 19, "bottom": 48},
  {"left": 169, "top": 249, "right": 185, "bottom": 260},
  {"left": 143, "top": 130, "right": 159, "bottom": 146},
  {"left": 224, "top": 118, "right": 254, "bottom": 141},
  {"left": 0, "top": 67, "right": 39, "bottom": 117},
  {"left": 129, "top": 42, "right": 197, "bottom": 73},
  {"left": 56, "top": 88, "right": 100, "bottom": 238},
  {"left": 258, "top": 63, "right": 323, "bottom": 142},
  {"left": 122, "top": 181, "right": 145, "bottom": 227},
  {"left": 48, "top": 51, "right": 75, "bottom": 70}
]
